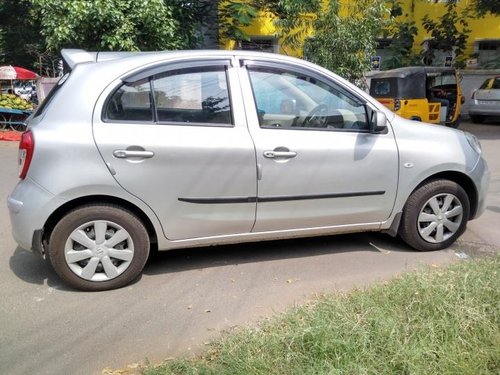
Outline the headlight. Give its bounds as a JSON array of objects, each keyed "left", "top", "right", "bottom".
[{"left": 465, "top": 132, "right": 482, "bottom": 155}]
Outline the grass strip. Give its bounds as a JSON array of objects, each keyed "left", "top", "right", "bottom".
[{"left": 147, "top": 256, "right": 500, "bottom": 375}]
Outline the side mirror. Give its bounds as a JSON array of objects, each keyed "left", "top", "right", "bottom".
[{"left": 371, "top": 110, "right": 388, "bottom": 133}]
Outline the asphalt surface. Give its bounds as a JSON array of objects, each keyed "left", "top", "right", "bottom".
[{"left": 1, "top": 121, "right": 499, "bottom": 375}]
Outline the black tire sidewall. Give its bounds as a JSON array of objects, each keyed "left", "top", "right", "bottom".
[
  {"left": 399, "top": 180, "right": 470, "bottom": 251},
  {"left": 48, "top": 204, "right": 150, "bottom": 291}
]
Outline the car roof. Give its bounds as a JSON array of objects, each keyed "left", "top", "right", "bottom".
[{"left": 61, "top": 49, "right": 305, "bottom": 70}]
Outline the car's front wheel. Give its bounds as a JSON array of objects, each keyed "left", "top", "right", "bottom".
[
  {"left": 399, "top": 180, "right": 469, "bottom": 251},
  {"left": 48, "top": 204, "right": 150, "bottom": 291}
]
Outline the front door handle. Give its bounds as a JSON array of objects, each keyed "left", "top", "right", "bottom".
[
  {"left": 113, "top": 150, "right": 155, "bottom": 159},
  {"left": 263, "top": 150, "right": 297, "bottom": 159}
]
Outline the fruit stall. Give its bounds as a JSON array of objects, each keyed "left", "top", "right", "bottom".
[{"left": 0, "top": 65, "right": 38, "bottom": 134}]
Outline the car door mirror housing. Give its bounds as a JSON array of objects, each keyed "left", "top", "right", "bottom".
[{"left": 371, "top": 110, "right": 388, "bottom": 133}]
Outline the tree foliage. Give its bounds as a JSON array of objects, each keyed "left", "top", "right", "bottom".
[
  {"left": 0, "top": 0, "right": 42, "bottom": 68},
  {"left": 303, "top": 0, "right": 390, "bottom": 85},
  {"left": 219, "top": 0, "right": 321, "bottom": 50},
  {"left": 30, "top": 0, "right": 188, "bottom": 51},
  {"left": 422, "top": 0, "right": 472, "bottom": 68},
  {"left": 0, "top": 0, "right": 213, "bottom": 73},
  {"left": 219, "top": 0, "right": 260, "bottom": 46},
  {"left": 382, "top": 1, "right": 421, "bottom": 69},
  {"left": 474, "top": 0, "right": 500, "bottom": 15}
]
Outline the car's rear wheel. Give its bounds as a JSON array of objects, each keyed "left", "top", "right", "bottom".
[
  {"left": 48, "top": 204, "right": 150, "bottom": 291},
  {"left": 470, "top": 114, "right": 485, "bottom": 124},
  {"left": 399, "top": 180, "right": 469, "bottom": 251}
]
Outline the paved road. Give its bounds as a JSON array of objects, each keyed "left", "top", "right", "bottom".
[{"left": 1, "top": 121, "right": 499, "bottom": 375}]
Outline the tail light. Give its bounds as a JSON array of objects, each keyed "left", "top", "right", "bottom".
[
  {"left": 19, "top": 130, "right": 34, "bottom": 179},
  {"left": 471, "top": 90, "right": 476, "bottom": 100},
  {"left": 394, "top": 99, "right": 401, "bottom": 111},
  {"left": 461, "top": 95, "right": 465, "bottom": 104}
]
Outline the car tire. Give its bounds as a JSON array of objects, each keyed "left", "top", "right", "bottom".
[
  {"left": 399, "top": 180, "right": 469, "bottom": 251},
  {"left": 48, "top": 204, "right": 150, "bottom": 291},
  {"left": 470, "top": 115, "right": 485, "bottom": 124}
]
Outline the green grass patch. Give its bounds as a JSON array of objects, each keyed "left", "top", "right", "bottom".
[{"left": 147, "top": 256, "right": 500, "bottom": 375}]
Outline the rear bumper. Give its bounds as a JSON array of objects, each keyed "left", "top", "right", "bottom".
[
  {"left": 469, "top": 103, "right": 500, "bottom": 117},
  {"left": 7, "top": 178, "right": 62, "bottom": 256}
]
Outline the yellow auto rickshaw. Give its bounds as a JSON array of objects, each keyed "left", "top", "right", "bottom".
[{"left": 369, "top": 67, "right": 463, "bottom": 128}]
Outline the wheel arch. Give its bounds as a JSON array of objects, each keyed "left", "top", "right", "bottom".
[
  {"left": 42, "top": 195, "right": 159, "bottom": 250},
  {"left": 412, "top": 171, "right": 478, "bottom": 220}
]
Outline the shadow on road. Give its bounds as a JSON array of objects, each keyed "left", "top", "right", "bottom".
[
  {"left": 9, "top": 247, "right": 63, "bottom": 288},
  {"left": 8, "top": 233, "right": 413, "bottom": 288},
  {"left": 143, "top": 232, "right": 413, "bottom": 277}
]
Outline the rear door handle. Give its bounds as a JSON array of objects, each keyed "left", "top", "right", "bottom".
[
  {"left": 113, "top": 150, "right": 155, "bottom": 159},
  {"left": 263, "top": 150, "right": 297, "bottom": 159}
]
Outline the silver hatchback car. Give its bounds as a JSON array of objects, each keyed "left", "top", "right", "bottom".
[
  {"left": 8, "top": 50, "right": 489, "bottom": 291},
  {"left": 469, "top": 76, "right": 500, "bottom": 123}
]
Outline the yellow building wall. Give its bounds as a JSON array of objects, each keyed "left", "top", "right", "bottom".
[
  {"left": 397, "top": 0, "right": 500, "bottom": 56},
  {"left": 220, "top": 9, "right": 307, "bottom": 57},
  {"left": 221, "top": 0, "right": 500, "bottom": 59}
]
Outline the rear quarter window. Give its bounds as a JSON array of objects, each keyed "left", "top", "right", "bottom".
[{"left": 33, "top": 73, "right": 70, "bottom": 119}]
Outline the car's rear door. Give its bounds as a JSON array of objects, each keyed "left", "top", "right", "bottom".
[{"left": 92, "top": 58, "right": 257, "bottom": 240}]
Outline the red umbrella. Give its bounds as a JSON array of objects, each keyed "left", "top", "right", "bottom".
[{"left": 0, "top": 65, "right": 39, "bottom": 80}]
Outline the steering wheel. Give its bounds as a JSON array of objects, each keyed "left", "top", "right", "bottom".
[{"left": 301, "top": 103, "right": 328, "bottom": 128}]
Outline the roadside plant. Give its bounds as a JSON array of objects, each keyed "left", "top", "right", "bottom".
[
  {"left": 303, "top": 0, "right": 390, "bottom": 86},
  {"left": 422, "top": 0, "right": 472, "bottom": 68}
]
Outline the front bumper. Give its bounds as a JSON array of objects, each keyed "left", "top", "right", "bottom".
[{"left": 470, "top": 155, "right": 490, "bottom": 220}]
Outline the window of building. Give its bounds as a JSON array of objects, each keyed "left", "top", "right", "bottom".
[{"left": 241, "top": 38, "right": 278, "bottom": 53}]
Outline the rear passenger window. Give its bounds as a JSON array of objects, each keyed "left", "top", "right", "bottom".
[
  {"left": 105, "top": 79, "right": 153, "bottom": 122},
  {"left": 104, "top": 65, "right": 233, "bottom": 126},
  {"left": 153, "top": 66, "right": 232, "bottom": 126}
]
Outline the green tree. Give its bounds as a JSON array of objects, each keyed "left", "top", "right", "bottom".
[
  {"left": 474, "top": 0, "right": 500, "bottom": 15},
  {"left": 219, "top": 0, "right": 260, "bottom": 47},
  {"left": 382, "top": 1, "right": 420, "bottom": 69},
  {"left": 30, "top": 0, "right": 201, "bottom": 52},
  {"left": 256, "top": 0, "right": 321, "bottom": 51},
  {"left": 303, "top": 0, "right": 390, "bottom": 85},
  {"left": 422, "top": 0, "right": 472, "bottom": 68},
  {"left": 0, "top": 0, "right": 43, "bottom": 69},
  {"left": 219, "top": 0, "right": 321, "bottom": 50}
]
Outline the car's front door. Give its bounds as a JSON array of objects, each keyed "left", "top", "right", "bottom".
[
  {"left": 239, "top": 61, "right": 399, "bottom": 232},
  {"left": 93, "top": 59, "right": 257, "bottom": 240}
]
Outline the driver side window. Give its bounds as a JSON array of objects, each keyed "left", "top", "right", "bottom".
[{"left": 247, "top": 66, "right": 369, "bottom": 131}]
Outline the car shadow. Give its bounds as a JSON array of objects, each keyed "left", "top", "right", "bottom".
[
  {"left": 8, "top": 247, "right": 143, "bottom": 292},
  {"left": 9, "top": 246, "right": 69, "bottom": 289},
  {"left": 143, "top": 232, "right": 413, "bottom": 277},
  {"left": 8, "top": 233, "right": 413, "bottom": 289}
]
